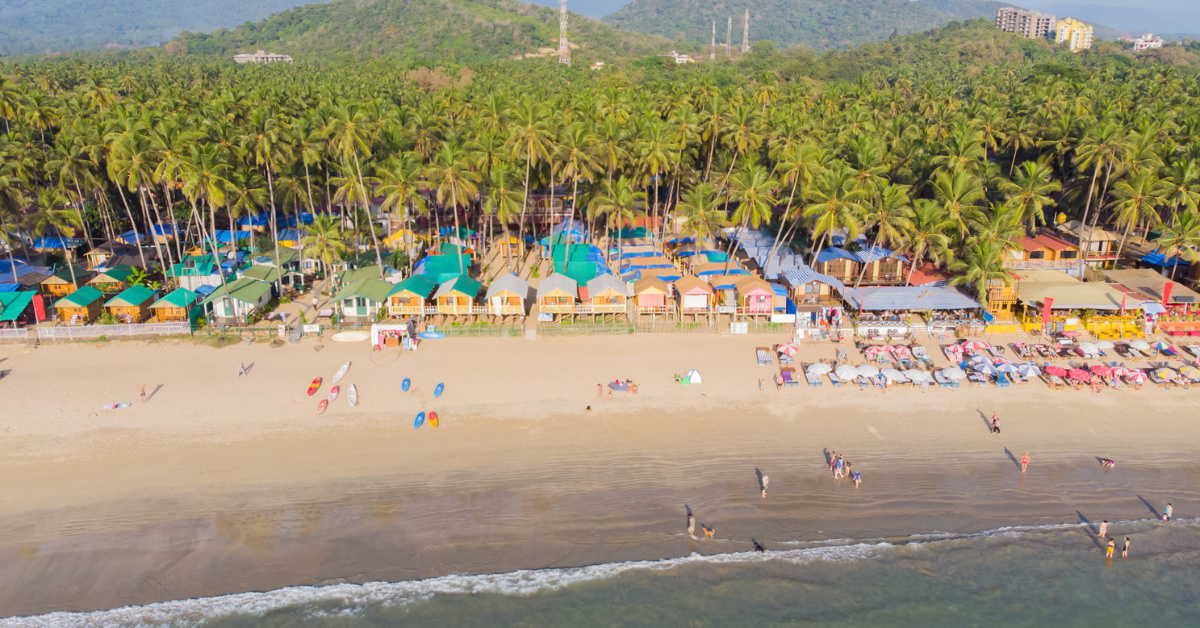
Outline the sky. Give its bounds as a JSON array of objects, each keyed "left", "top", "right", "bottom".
[
  {"left": 1018, "top": 0, "right": 1200, "bottom": 35},
  {"left": 524, "top": 0, "right": 628, "bottom": 18}
]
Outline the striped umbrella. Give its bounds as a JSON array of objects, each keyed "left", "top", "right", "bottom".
[
  {"left": 959, "top": 340, "right": 991, "bottom": 352},
  {"left": 1044, "top": 366, "right": 1067, "bottom": 377},
  {"left": 891, "top": 346, "right": 913, "bottom": 358},
  {"left": 1017, "top": 363, "right": 1042, "bottom": 377},
  {"left": 777, "top": 343, "right": 801, "bottom": 356},
  {"left": 1126, "top": 370, "right": 1147, "bottom": 382},
  {"left": 1155, "top": 368, "right": 1178, "bottom": 380}
]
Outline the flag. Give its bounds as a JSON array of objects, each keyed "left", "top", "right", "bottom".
[
  {"left": 1121, "top": 290, "right": 1127, "bottom": 316},
  {"left": 1163, "top": 282, "right": 1174, "bottom": 307},
  {"left": 1041, "top": 297, "right": 1053, "bottom": 324}
]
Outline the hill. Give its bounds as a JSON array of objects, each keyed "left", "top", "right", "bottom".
[
  {"left": 914, "top": 0, "right": 1014, "bottom": 20},
  {"left": 167, "top": 0, "right": 670, "bottom": 65},
  {"left": 601, "top": 0, "right": 959, "bottom": 51},
  {"left": 0, "top": 0, "right": 316, "bottom": 56}
]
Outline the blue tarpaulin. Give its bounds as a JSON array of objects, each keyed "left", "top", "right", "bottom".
[{"left": 841, "top": 286, "right": 981, "bottom": 311}]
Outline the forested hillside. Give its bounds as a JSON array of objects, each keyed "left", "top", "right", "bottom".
[
  {"left": 915, "top": 0, "right": 1013, "bottom": 20},
  {"left": 168, "top": 0, "right": 670, "bottom": 65},
  {"left": 602, "top": 0, "right": 955, "bottom": 50},
  {"left": 0, "top": 0, "right": 315, "bottom": 56}
]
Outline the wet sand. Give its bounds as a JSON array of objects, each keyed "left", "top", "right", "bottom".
[{"left": 1, "top": 335, "right": 1197, "bottom": 617}]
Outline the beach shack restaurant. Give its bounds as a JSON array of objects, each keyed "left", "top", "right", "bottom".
[{"left": 840, "top": 286, "right": 984, "bottom": 337}]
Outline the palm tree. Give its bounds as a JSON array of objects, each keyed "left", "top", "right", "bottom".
[
  {"left": 0, "top": 166, "right": 24, "bottom": 277},
  {"left": 804, "top": 165, "right": 868, "bottom": 265},
  {"left": 241, "top": 108, "right": 287, "bottom": 293},
  {"left": 25, "top": 189, "right": 84, "bottom": 286},
  {"left": 903, "top": 199, "right": 955, "bottom": 286},
  {"left": 932, "top": 169, "right": 985, "bottom": 237},
  {"left": 948, "top": 242, "right": 1009, "bottom": 308},
  {"left": 425, "top": 141, "right": 481, "bottom": 276},
  {"left": 377, "top": 152, "right": 427, "bottom": 272},
  {"left": 180, "top": 143, "right": 236, "bottom": 317},
  {"left": 508, "top": 99, "right": 552, "bottom": 269},
  {"left": 592, "top": 177, "right": 646, "bottom": 273},
  {"left": 854, "top": 183, "right": 913, "bottom": 288},
  {"left": 1073, "top": 123, "right": 1129, "bottom": 277},
  {"left": 725, "top": 163, "right": 778, "bottom": 270},
  {"left": 1108, "top": 168, "right": 1169, "bottom": 265},
  {"left": 675, "top": 182, "right": 728, "bottom": 247},
  {"left": 302, "top": 214, "right": 350, "bottom": 279},
  {"left": 1154, "top": 207, "right": 1200, "bottom": 280},
  {"left": 1000, "top": 161, "right": 1061, "bottom": 231},
  {"left": 484, "top": 165, "right": 524, "bottom": 272},
  {"left": 326, "top": 104, "right": 385, "bottom": 278}
]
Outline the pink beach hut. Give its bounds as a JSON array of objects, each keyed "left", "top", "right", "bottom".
[{"left": 734, "top": 275, "right": 774, "bottom": 314}]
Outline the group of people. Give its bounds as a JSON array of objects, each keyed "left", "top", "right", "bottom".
[{"left": 828, "top": 452, "right": 861, "bottom": 487}]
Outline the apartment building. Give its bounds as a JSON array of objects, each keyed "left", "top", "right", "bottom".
[
  {"left": 995, "top": 8, "right": 1057, "bottom": 39},
  {"left": 232, "top": 50, "right": 294, "bottom": 65},
  {"left": 1056, "top": 18, "right": 1094, "bottom": 52}
]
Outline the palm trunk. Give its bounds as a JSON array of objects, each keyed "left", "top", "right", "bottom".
[
  {"left": 704, "top": 127, "right": 718, "bottom": 182},
  {"left": 451, "top": 187, "right": 465, "bottom": 276},
  {"left": 764, "top": 176, "right": 800, "bottom": 267},
  {"left": 265, "top": 167, "right": 283, "bottom": 294},
  {"left": 162, "top": 182, "right": 183, "bottom": 262},
  {"left": 141, "top": 185, "right": 173, "bottom": 271},
  {"left": 1009, "top": 144, "right": 1019, "bottom": 177},
  {"left": 516, "top": 154, "right": 532, "bottom": 273},
  {"left": 1076, "top": 161, "right": 1101, "bottom": 278},
  {"left": 809, "top": 231, "right": 828, "bottom": 267},
  {"left": 1113, "top": 211, "right": 1137, "bottom": 270},
  {"left": 854, "top": 230, "right": 883, "bottom": 289},
  {"left": 1, "top": 210, "right": 16, "bottom": 278},
  {"left": 70, "top": 175, "right": 94, "bottom": 250},
  {"left": 1086, "top": 163, "right": 1113, "bottom": 269},
  {"left": 351, "top": 151, "right": 384, "bottom": 279},
  {"left": 117, "top": 187, "right": 149, "bottom": 269},
  {"left": 198, "top": 198, "right": 234, "bottom": 324}
]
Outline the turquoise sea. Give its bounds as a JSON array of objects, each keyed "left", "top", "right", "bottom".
[{"left": 7, "top": 518, "right": 1197, "bottom": 628}]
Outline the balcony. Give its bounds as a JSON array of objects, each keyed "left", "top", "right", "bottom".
[{"left": 540, "top": 302, "right": 575, "bottom": 314}]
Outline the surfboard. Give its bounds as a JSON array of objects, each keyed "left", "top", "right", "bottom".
[
  {"left": 401, "top": 378, "right": 411, "bottom": 392},
  {"left": 329, "top": 386, "right": 339, "bottom": 402},
  {"left": 317, "top": 399, "right": 328, "bottom": 415},
  {"left": 429, "top": 411, "right": 439, "bottom": 428},
  {"left": 332, "top": 362, "right": 350, "bottom": 383},
  {"left": 348, "top": 384, "right": 358, "bottom": 406},
  {"left": 434, "top": 382, "right": 444, "bottom": 398},
  {"left": 414, "top": 412, "right": 425, "bottom": 428},
  {"left": 103, "top": 403, "right": 131, "bottom": 410},
  {"left": 307, "top": 377, "right": 322, "bottom": 396}
]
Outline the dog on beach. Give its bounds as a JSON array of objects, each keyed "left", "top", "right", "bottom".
[{"left": 702, "top": 525, "right": 714, "bottom": 539}]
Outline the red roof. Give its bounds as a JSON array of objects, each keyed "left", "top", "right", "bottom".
[
  {"left": 907, "top": 262, "right": 951, "bottom": 286},
  {"left": 1022, "top": 234, "right": 1074, "bottom": 252}
]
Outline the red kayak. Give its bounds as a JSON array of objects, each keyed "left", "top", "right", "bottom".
[
  {"left": 329, "top": 386, "right": 340, "bottom": 402},
  {"left": 429, "top": 411, "right": 439, "bottom": 428},
  {"left": 307, "top": 377, "right": 322, "bottom": 396},
  {"left": 317, "top": 399, "right": 328, "bottom": 414}
]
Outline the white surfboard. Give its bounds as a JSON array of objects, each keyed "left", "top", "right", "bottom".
[
  {"left": 332, "top": 362, "right": 350, "bottom": 383},
  {"left": 348, "top": 384, "right": 358, "bottom": 407}
]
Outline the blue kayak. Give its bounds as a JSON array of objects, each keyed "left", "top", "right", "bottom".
[
  {"left": 434, "top": 383, "right": 444, "bottom": 398},
  {"left": 414, "top": 412, "right": 425, "bottom": 428},
  {"left": 402, "top": 378, "right": 410, "bottom": 392}
]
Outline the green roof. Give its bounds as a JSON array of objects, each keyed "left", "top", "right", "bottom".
[
  {"left": 0, "top": 291, "right": 35, "bottom": 321},
  {"left": 169, "top": 256, "right": 219, "bottom": 277},
  {"left": 46, "top": 267, "right": 90, "bottom": 283},
  {"left": 436, "top": 276, "right": 481, "bottom": 299},
  {"left": 562, "top": 261, "right": 600, "bottom": 286},
  {"left": 106, "top": 285, "right": 157, "bottom": 307},
  {"left": 339, "top": 265, "right": 391, "bottom": 285},
  {"left": 418, "top": 254, "right": 471, "bottom": 284},
  {"left": 263, "top": 246, "right": 299, "bottom": 265},
  {"left": 55, "top": 285, "right": 105, "bottom": 307},
  {"left": 241, "top": 264, "right": 290, "bottom": 283},
  {"left": 333, "top": 278, "right": 394, "bottom": 304},
  {"left": 389, "top": 275, "right": 437, "bottom": 297},
  {"left": 438, "top": 242, "right": 471, "bottom": 256},
  {"left": 201, "top": 277, "right": 273, "bottom": 305},
  {"left": 91, "top": 264, "right": 134, "bottom": 283},
  {"left": 152, "top": 287, "right": 199, "bottom": 309}
]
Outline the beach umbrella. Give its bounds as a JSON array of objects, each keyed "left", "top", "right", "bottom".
[
  {"left": 1095, "top": 340, "right": 1115, "bottom": 350},
  {"left": 1044, "top": 366, "right": 1068, "bottom": 377},
  {"left": 1126, "top": 370, "right": 1147, "bottom": 382},
  {"left": 857, "top": 364, "right": 881, "bottom": 377},
  {"left": 974, "top": 362, "right": 1000, "bottom": 375},
  {"left": 959, "top": 340, "right": 991, "bottom": 352},
  {"left": 1061, "top": 330, "right": 1082, "bottom": 338},
  {"left": 807, "top": 362, "right": 832, "bottom": 375},
  {"left": 1077, "top": 342, "right": 1099, "bottom": 355},
  {"left": 1154, "top": 341, "right": 1173, "bottom": 352},
  {"left": 1130, "top": 339, "right": 1151, "bottom": 350},
  {"left": 995, "top": 362, "right": 1020, "bottom": 373},
  {"left": 891, "top": 346, "right": 912, "bottom": 358},
  {"left": 1090, "top": 365, "right": 1112, "bottom": 377},
  {"left": 835, "top": 365, "right": 859, "bottom": 380},
  {"left": 865, "top": 345, "right": 892, "bottom": 356},
  {"left": 1179, "top": 366, "right": 1200, "bottom": 380},
  {"left": 1155, "top": 368, "right": 1178, "bottom": 380},
  {"left": 1017, "top": 363, "right": 1042, "bottom": 377},
  {"left": 777, "top": 343, "right": 800, "bottom": 356},
  {"left": 942, "top": 367, "right": 967, "bottom": 379},
  {"left": 903, "top": 369, "right": 930, "bottom": 382},
  {"left": 1067, "top": 369, "right": 1090, "bottom": 381},
  {"left": 881, "top": 368, "right": 907, "bottom": 382}
]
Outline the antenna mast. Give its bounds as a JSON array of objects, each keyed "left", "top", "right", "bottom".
[
  {"left": 711, "top": 20, "right": 716, "bottom": 60},
  {"left": 558, "top": 0, "right": 570, "bottom": 65},
  {"left": 726, "top": 15, "right": 732, "bottom": 58},
  {"left": 741, "top": 9, "right": 750, "bottom": 52}
]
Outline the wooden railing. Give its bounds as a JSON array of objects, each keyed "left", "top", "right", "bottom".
[{"left": 540, "top": 303, "right": 575, "bottom": 314}]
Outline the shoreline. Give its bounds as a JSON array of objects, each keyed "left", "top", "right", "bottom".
[{"left": 2, "top": 335, "right": 1199, "bottom": 617}]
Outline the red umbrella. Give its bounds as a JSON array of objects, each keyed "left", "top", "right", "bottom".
[
  {"left": 1061, "top": 331, "right": 1083, "bottom": 338},
  {"left": 777, "top": 343, "right": 800, "bottom": 356},
  {"left": 959, "top": 340, "right": 992, "bottom": 352},
  {"left": 1126, "top": 370, "right": 1147, "bottom": 382},
  {"left": 891, "top": 346, "right": 912, "bottom": 358},
  {"left": 1045, "top": 366, "right": 1068, "bottom": 377},
  {"left": 1068, "top": 369, "right": 1090, "bottom": 381},
  {"left": 1090, "top": 365, "right": 1112, "bottom": 377}
]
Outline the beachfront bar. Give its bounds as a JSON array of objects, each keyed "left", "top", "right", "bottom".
[{"left": 840, "top": 286, "right": 984, "bottom": 338}]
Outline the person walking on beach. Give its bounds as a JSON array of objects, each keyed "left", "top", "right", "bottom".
[
  {"left": 597, "top": 383, "right": 602, "bottom": 399},
  {"left": 1106, "top": 538, "right": 1115, "bottom": 558},
  {"left": 854, "top": 470, "right": 861, "bottom": 488},
  {"left": 1098, "top": 520, "right": 1107, "bottom": 538},
  {"left": 1163, "top": 503, "right": 1172, "bottom": 521},
  {"left": 845, "top": 461, "right": 853, "bottom": 478},
  {"left": 1123, "top": 537, "right": 1130, "bottom": 557},
  {"left": 991, "top": 414, "right": 1000, "bottom": 435},
  {"left": 688, "top": 514, "right": 695, "bottom": 537},
  {"left": 606, "top": 385, "right": 612, "bottom": 401},
  {"left": 1020, "top": 452, "right": 1030, "bottom": 473},
  {"left": 829, "top": 452, "right": 838, "bottom": 474},
  {"left": 138, "top": 385, "right": 146, "bottom": 403},
  {"left": 834, "top": 456, "right": 845, "bottom": 479},
  {"left": 761, "top": 475, "right": 769, "bottom": 498},
  {"left": 238, "top": 361, "right": 247, "bottom": 377}
]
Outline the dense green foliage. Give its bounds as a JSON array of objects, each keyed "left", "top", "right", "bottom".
[
  {"left": 914, "top": 0, "right": 1012, "bottom": 20},
  {"left": 2, "top": 20, "right": 1200, "bottom": 305},
  {"left": 603, "top": 0, "right": 957, "bottom": 51},
  {"left": 168, "top": 0, "right": 670, "bottom": 65},
  {"left": 0, "top": 0, "right": 313, "bottom": 56}
]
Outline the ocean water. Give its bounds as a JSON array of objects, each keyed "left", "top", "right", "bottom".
[{"left": 6, "top": 518, "right": 1198, "bottom": 628}]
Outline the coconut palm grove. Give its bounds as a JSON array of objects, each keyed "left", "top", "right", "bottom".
[{"left": 2, "top": 19, "right": 1200, "bottom": 312}]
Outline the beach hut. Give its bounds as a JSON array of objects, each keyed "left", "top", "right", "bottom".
[
  {"left": 169, "top": 255, "right": 229, "bottom": 292},
  {"left": 536, "top": 273, "right": 578, "bottom": 317},
  {"left": 486, "top": 274, "right": 529, "bottom": 316},
  {"left": 386, "top": 275, "right": 437, "bottom": 318},
  {"left": 0, "top": 290, "right": 38, "bottom": 327},
  {"left": 331, "top": 278, "right": 394, "bottom": 322},
  {"left": 734, "top": 275, "right": 775, "bottom": 316},
  {"left": 39, "top": 267, "right": 92, "bottom": 298},
  {"left": 674, "top": 276, "right": 713, "bottom": 317},
  {"left": 88, "top": 265, "right": 134, "bottom": 294},
  {"left": 150, "top": 288, "right": 201, "bottom": 323},
  {"left": 782, "top": 268, "right": 845, "bottom": 306},
  {"left": 104, "top": 285, "right": 157, "bottom": 323},
  {"left": 54, "top": 285, "right": 105, "bottom": 325},
  {"left": 434, "top": 276, "right": 483, "bottom": 316},
  {"left": 585, "top": 274, "right": 630, "bottom": 318},
  {"left": 201, "top": 277, "right": 274, "bottom": 324},
  {"left": 633, "top": 276, "right": 671, "bottom": 315}
]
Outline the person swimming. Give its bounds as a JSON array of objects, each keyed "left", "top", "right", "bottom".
[
  {"left": 752, "top": 539, "right": 765, "bottom": 553},
  {"left": 1100, "top": 458, "right": 1116, "bottom": 468}
]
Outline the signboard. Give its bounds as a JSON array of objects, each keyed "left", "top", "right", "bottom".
[
  {"left": 538, "top": 312, "right": 554, "bottom": 322},
  {"left": 303, "top": 324, "right": 321, "bottom": 333},
  {"left": 771, "top": 314, "right": 796, "bottom": 323}
]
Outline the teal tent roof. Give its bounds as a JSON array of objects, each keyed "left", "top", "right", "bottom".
[
  {"left": 152, "top": 287, "right": 200, "bottom": 309},
  {"left": 106, "top": 285, "right": 157, "bottom": 307},
  {"left": 389, "top": 275, "right": 438, "bottom": 298},
  {"left": 0, "top": 291, "right": 35, "bottom": 321},
  {"left": 201, "top": 277, "right": 272, "bottom": 305},
  {"left": 55, "top": 285, "right": 105, "bottom": 307}
]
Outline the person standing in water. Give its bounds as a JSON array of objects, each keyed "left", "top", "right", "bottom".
[
  {"left": 1106, "top": 538, "right": 1115, "bottom": 558},
  {"left": 1098, "top": 520, "right": 1108, "bottom": 538},
  {"left": 1163, "top": 503, "right": 1173, "bottom": 521},
  {"left": 688, "top": 514, "right": 695, "bottom": 536},
  {"left": 1020, "top": 452, "right": 1030, "bottom": 473},
  {"left": 761, "top": 475, "right": 769, "bottom": 498},
  {"left": 1122, "top": 537, "right": 1131, "bottom": 557}
]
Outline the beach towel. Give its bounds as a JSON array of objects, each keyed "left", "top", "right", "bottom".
[{"left": 610, "top": 381, "right": 629, "bottom": 392}]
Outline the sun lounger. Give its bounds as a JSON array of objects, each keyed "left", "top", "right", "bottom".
[
  {"left": 912, "top": 346, "right": 932, "bottom": 363},
  {"left": 933, "top": 371, "right": 953, "bottom": 387},
  {"left": 1046, "top": 375, "right": 1067, "bottom": 389},
  {"left": 995, "top": 373, "right": 1011, "bottom": 387},
  {"left": 780, "top": 367, "right": 800, "bottom": 388},
  {"left": 987, "top": 347, "right": 1003, "bottom": 358},
  {"left": 1064, "top": 377, "right": 1084, "bottom": 390},
  {"left": 967, "top": 373, "right": 988, "bottom": 387},
  {"left": 1147, "top": 372, "right": 1168, "bottom": 387},
  {"left": 1013, "top": 343, "right": 1031, "bottom": 359},
  {"left": 857, "top": 376, "right": 872, "bottom": 390},
  {"left": 828, "top": 373, "right": 842, "bottom": 387},
  {"left": 757, "top": 347, "right": 772, "bottom": 365},
  {"left": 805, "top": 371, "right": 822, "bottom": 386}
]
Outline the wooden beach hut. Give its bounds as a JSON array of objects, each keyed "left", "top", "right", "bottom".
[
  {"left": 536, "top": 273, "right": 578, "bottom": 319},
  {"left": 675, "top": 276, "right": 713, "bottom": 319},
  {"left": 486, "top": 273, "right": 529, "bottom": 316},
  {"left": 88, "top": 265, "right": 134, "bottom": 294},
  {"left": 734, "top": 275, "right": 775, "bottom": 317},
  {"left": 633, "top": 276, "right": 671, "bottom": 317},
  {"left": 331, "top": 278, "right": 393, "bottom": 322},
  {"left": 434, "top": 276, "right": 483, "bottom": 316},
  {"left": 585, "top": 275, "right": 629, "bottom": 316},
  {"left": 201, "top": 277, "right": 273, "bottom": 324},
  {"left": 386, "top": 275, "right": 437, "bottom": 318},
  {"left": 54, "top": 285, "right": 105, "bottom": 324},
  {"left": 40, "top": 267, "right": 92, "bottom": 298},
  {"left": 105, "top": 285, "right": 157, "bottom": 323},
  {"left": 150, "top": 288, "right": 200, "bottom": 323}
]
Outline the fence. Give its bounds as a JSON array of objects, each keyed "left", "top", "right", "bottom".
[
  {"left": 37, "top": 321, "right": 193, "bottom": 341},
  {"left": 0, "top": 328, "right": 30, "bottom": 342}
]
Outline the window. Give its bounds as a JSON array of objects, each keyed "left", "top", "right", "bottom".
[
  {"left": 1028, "top": 251, "right": 1045, "bottom": 260},
  {"left": 1059, "top": 250, "right": 1077, "bottom": 259}
]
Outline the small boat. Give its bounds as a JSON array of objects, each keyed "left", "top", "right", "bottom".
[
  {"left": 348, "top": 384, "right": 358, "bottom": 406},
  {"left": 317, "top": 399, "right": 328, "bottom": 414},
  {"left": 329, "top": 386, "right": 340, "bottom": 402},
  {"left": 401, "top": 378, "right": 411, "bottom": 392},
  {"left": 434, "top": 382, "right": 444, "bottom": 398},
  {"left": 429, "top": 411, "right": 439, "bottom": 428},
  {"left": 332, "top": 362, "right": 350, "bottom": 383},
  {"left": 307, "top": 377, "right": 322, "bottom": 396},
  {"left": 414, "top": 412, "right": 425, "bottom": 428}
]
